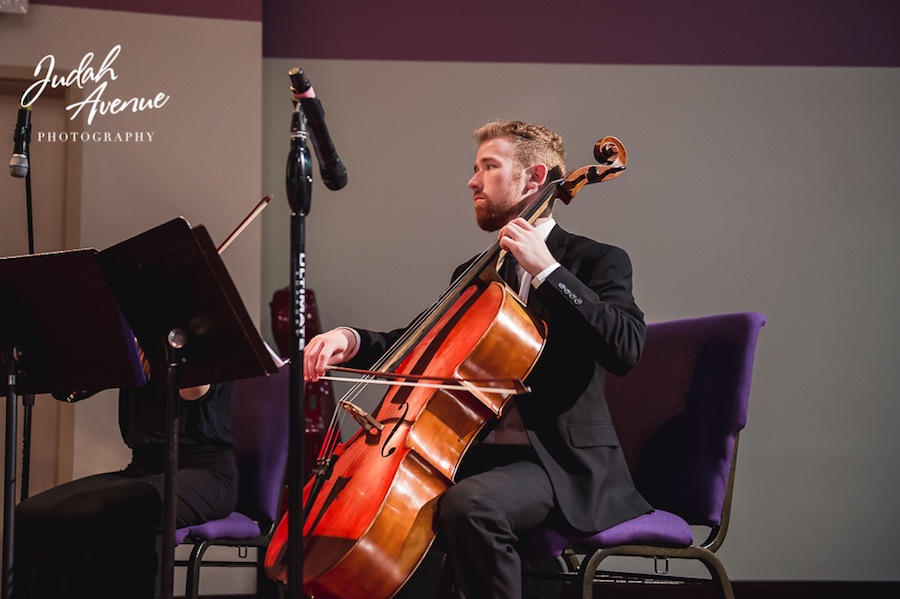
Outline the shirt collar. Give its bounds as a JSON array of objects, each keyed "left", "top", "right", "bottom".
[{"left": 533, "top": 217, "right": 556, "bottom": 241}]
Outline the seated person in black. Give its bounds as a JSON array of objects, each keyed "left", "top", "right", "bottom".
[{"left": 14, "top": 380, "right": 238, "bottom": 599}]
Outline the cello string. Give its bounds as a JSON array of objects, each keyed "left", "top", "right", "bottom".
[
  {"left": 323, "top": 375, "right": 523, "bottom": 395},
  {"left": 329, "top": 365, "right": 527, "bottom": 389}
]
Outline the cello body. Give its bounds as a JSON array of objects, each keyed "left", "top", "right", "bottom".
[{"left": 265, "top": 280, "right": 545, "bottom": 598}]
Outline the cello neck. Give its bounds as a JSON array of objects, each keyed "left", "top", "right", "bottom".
[{"left": 374, "top": 178, "right": 562, "bottom": 374}]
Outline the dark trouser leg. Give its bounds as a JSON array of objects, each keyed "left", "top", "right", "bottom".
[
  {"left": 15, "top": 455, "right": 236, "bottom": 599},
  {"left": 14, "top": 473, "right": 161, "bottom": 599},
  {"left": 436, "top": 448, "right": 555, "bottom": 599}
]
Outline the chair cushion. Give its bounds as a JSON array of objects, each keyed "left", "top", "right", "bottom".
[
  {"left": 176, "top": 511, "right": 262, "bottom": 545},
  {"left": 521, "top": 510, "right": 693, "bottom": 558}
]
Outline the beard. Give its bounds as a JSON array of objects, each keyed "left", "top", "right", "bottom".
[
  {"left": 475, "top": 201, "right": 522, "bottom": 232},
  {"left": 474, "top": 176, "right": 531, "bottom": 232}
]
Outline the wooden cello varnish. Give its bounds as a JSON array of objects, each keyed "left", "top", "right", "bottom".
[{"left": 268, "top": 281, "right": 545, "bottom": 598}]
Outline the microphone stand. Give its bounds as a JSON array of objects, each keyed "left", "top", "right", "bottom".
[
  {"left": 7, "top": 102, "right": 37, "bottom": 511},
  {"left": 283, "top": 66, "right": 345, "bottom": 599},
  {"left": 20, "top": 161, "right": 36, "bottom": 502},
  {"left": 3, "top": 121, "right": 35, "bottom": 591},
  {"left": 284, "top": 90, "right": 312, "bottom": 599}
]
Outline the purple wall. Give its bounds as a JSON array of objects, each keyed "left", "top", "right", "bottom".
[
  {"left": 263, "top": 0, "right": 900, "bottom": 66},
  {"left": 31, "top": 1, "right": 900, "bottom": 66},
  {"left": 30, "top": 0, "right": 262, "bottom": 21}
]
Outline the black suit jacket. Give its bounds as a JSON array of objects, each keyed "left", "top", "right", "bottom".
[{"left": 348, "top": 225, "right": 652, "bottom": 533}]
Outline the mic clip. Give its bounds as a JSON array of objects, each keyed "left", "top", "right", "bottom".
[{"left": 9, "top": 104, "right": 32, "bottom": 179}]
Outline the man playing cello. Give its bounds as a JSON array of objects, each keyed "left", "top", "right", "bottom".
[{"left": 304, "top": 120, "right": 651, "bottom": 598}]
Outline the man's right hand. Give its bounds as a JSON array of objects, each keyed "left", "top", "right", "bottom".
[{"left": 303, "top": 327, "right": 359, "bottom": 381}]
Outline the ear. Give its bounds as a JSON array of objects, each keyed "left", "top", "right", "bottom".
[{"left": 524, "top": 163, "right": 549, "bottom": 191}]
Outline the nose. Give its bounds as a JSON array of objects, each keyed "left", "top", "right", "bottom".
[{"left": 468, "top": 171, "right": 481, "bottom": 191}]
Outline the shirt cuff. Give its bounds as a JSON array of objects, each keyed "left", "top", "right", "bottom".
[
  {"left": 532, "top": 262, "right": 561, "bottom": 288},
  {"left": 337, "top": 327, "right": 361, "bottom": 360}
]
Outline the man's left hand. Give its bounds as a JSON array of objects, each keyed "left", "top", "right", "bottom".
[{"left": 498, "top": 218, "right": 555, "bottom": 276}]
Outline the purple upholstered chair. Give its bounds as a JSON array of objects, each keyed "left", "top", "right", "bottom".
[
  {"left": 175, "top": 364, "right": 291, "bottom": 598},
  {"left": 521, "top": 312, "right": 766, "bottom": 599}
]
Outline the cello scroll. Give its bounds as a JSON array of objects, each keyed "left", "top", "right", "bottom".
[{"left": 556, "top": 136, "right": 627, "bottom": 205}]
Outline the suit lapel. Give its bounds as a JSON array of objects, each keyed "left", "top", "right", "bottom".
[{"left": 545, "top": 224, "right": 569, "bottom": 263}]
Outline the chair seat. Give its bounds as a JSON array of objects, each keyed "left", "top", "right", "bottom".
[
  {"left": 521, "top": 510, "right": 694, "bottom": 558},
  {"left": 176, "top": 511, "right": 262, "bottom": 545}
]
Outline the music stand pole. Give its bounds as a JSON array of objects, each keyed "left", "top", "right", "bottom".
[
  {"left": 160, "top": 329, "right": 186, "bottom": 598},
  {"left": 2, "top": 351, "right": 19, "bottom": 599}
]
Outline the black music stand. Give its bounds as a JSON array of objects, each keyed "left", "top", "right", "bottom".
[
  {"left": 95, "top": 217, "right": 278, "bottom": 599},
  {"left": 0, "top": 248, "right": 148, "bottom": 599}
]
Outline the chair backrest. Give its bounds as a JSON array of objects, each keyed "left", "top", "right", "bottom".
[
  {"left": 231, "top": 365, "right": 291, "bottom": 529},
  {"left": 605, "top": 312, "right": 765, "bottom": 528}
]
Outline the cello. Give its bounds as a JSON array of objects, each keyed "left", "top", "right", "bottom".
[{"left": 265, "top": 136, "right": 629, "bottom": 598}]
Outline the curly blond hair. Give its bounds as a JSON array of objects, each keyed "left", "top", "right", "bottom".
[{"left": 472, "top": 120, "right": 566, "bottom": 179}]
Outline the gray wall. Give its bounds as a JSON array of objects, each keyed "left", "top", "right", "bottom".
[{"left": 260, "top": 58, "right": 900, "bottom": 580}]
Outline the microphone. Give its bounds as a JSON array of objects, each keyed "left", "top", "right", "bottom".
[
  {"left": 288, "top": 67, "right": 347, "bottom": 191},
  {"left": 9, "top": 103, "right": 32, "bottom": 178}
]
